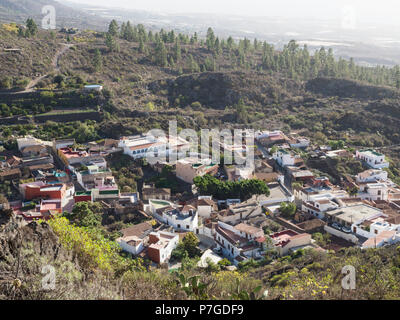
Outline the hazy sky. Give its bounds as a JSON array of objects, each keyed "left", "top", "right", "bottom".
[{"left": 62, "top": 0, "right": 400, "bottom": 24}]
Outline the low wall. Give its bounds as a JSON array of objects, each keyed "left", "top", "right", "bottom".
[
  {"left": 324, "top": 225, "right": 359, "bottom": 244},
  {"left": 0, "top": 115, "right": 30, "bottom": 125},
  {"left": 0, "top": 111, "right": 102, "bottom": 125},
  {"left": 34, "top": 111, "right": 102, "bottom": 123}
]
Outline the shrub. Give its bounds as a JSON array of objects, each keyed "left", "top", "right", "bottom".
[{"left": 47, "top": 216, "right": 119, "bottom": 271}]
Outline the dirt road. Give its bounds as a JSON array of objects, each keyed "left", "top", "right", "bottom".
[{"left": 7, "top": 43, "right": 73, "bottom": 94}]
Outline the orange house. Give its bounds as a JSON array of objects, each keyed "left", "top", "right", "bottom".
[{"left": 24, "top": 184, "right": 66, "bottom": 201}]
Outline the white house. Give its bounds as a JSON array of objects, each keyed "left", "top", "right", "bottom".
[
  {"left": 302, "top": 197, "right": 339, "bottom": 219},
  {"left": 358, "top": 182, "right": 389, "bottom": 201},
  {"left": 356, "top": 149, "right": 389, "bottom": 169},
  {"left": 273, "top": 149, "right": 296, "bottom": 167},
  {"left": 197, "top": 196, "right": 216, "bottom": 218},
  {"left": 119, "top": 134, "right": 190, "bottom": 161},
  {"left": 255, "top": 130, "right": 283, "bottom": 141},
  {"left": 361, "top": 231, "right": 400, "bottom": 249},
  {"left": 289, "top": 137, "right": 310, "bottom": 149},
  {"left": 147, "top": 231, "right": 179, "bottom": 264},
  {"left": 326, "top": 204, "right": 385, "bottom": 229},
  {"left": 116, "top": 236, "right": 145, "bottom": 255},
  {"left": 295, "top": 185, "right": 349, "bottom": 203},
  {"left": 370, "top": 220, "right": 400, "bottom": 234},
  {"left": 214, "top": 221, "right": 265, "bottom": 266},
  {"left": 149, "top": 200, "right": 199, "bottom": 232},
  {"left": 356, "top": 169, "right": 388, "bottom": 183},
  {"left": 119, "top": 135, "right": 159, "bottom": 159},
  {"left": 163, "top": 205, "right": 199, "bottom": 232}
]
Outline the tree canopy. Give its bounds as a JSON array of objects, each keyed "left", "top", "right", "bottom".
[{"left": 194, "top": 174, "right": 270, "bottom": 201}]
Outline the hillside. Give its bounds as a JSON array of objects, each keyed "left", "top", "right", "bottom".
[
  {"left": 1, "top": 23, "right": 400, "bottom": 160},
  {"left": 0, "top": 27, "right": 60, "bottom": 80},
  {"left": 306, "top": 77, "right": 400, "bottom": 100},
  {"left": 1, "top": 213, "right": 400, "bottom": 300},
  {"left": 3, "top": 20, "right": 400, "bottom": 302},
  {"left": 0, "top": 0, "right": 106, "bottom": 30}
]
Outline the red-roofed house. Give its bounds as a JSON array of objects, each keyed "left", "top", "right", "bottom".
[{"left": 269, "top": 230, "right": 313, "bottom": 256}]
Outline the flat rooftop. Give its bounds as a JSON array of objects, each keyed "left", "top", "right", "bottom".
[
  {"left": 268, "top": 183, "right": 291, "bottom": 199},
  {"left": 327, "top": 204, "right": 383, "bottom": 224},
  {"left": 41, "top": 185, "right": 63, "bottom": 191},
  {"left": 150, "top": 199, "right": 173, "bottom": 209},
  {"left": 359, "top": 149, "right": 384, "bottom": 157}
]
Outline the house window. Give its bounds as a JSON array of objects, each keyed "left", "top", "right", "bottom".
[
  {"left": 178, "top": 224, "right": 181, "bottom": 229},
  {"left": 375, "top": 230, "right": 378, "bottom": 234},
  {"left": 186, "top": 225, "right": 189, "bottom": 229}
]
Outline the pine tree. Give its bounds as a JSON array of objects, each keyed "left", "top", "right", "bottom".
[
  {"left": 204, "top": 57, "right": 216, "bottom": 71},
  {"left": 227, "top": 36, "right": 234, "bottom": 51},
  {"left": 139, "top": 37, "right": 146, "bottom": 53},
  {"left": 105, "top": 33, "right": 118, "bottom": 52},
  {"left": 120, "top": 22, "right": 126, "bottom": 38},
  {"left": 93, "top": 49, "right": 103, "bottom": 73},
  {"left": 25, "top": 18, "right": 38, "bottom": 37},
  {"left": 394, "top": 66, "right": 400, "bottom": 89},
  {"left": 108, "top": 20, "right": 119, "bottom": 37},
  {"left": 18, "top": 26, "right": 25, "bottom": 38},
  {"left": 174, "top": 39, "right": 181, "bottom": 61},
  {"left": 123, "top": 21, "right": 134, "bottom": 41},
  {"left": 169, "top": 56, "right": 175, "bottom": 67},
  {"left": 254, "top": 38, "right": 259, "bottom": 51},
  {"left": 155, "top": 39, "right": 168, "bottom": 67},
  {"left": 148, "top": 30, "right": 154, "bottom": 42},
  {"left": 168, "top": 30, "right": 175, "bottom": 43},
  {"left": 214, "top": 37, "right": 222, "bottom": 55},
  {"left": 206, "top": 27, "right": 215, "bottom": 51},
  {"left": 187, "top": 54, "right": 199, "bottom": 73}
]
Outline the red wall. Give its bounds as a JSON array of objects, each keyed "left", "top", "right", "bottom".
[
  {"left": 74, "top": 195, "right": 92, "bottom": 203},
  {"left": 25, "top": 185, "right": 65, "bottom": 201},
  {"left": 147, "top": 246, "right": 160, "bottom": 264}
]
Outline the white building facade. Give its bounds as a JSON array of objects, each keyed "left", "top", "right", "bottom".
[{"left": 356, "top": 149, "right": 389, "bottom": 169}]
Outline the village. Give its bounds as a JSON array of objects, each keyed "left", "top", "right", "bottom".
[{"left": 1, "top": 127, "right": 400, "bottom": 270}]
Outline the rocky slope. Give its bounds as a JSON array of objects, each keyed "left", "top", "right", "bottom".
[{"left": 0, "top": 212, "right": 120, "bottom": 300}]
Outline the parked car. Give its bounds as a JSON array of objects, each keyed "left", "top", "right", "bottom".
[
  {"left": 342, "top": 226, "right": 352, "bottom": 234},
  {"left": 332, "top": 222, "right": 341, "bottom": 230}
]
